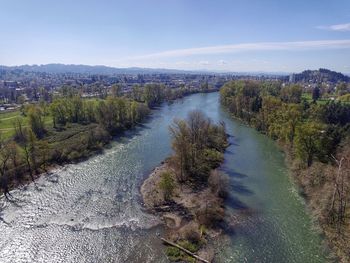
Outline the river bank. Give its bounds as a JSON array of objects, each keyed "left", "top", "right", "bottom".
[
  {"left": 141, "top": 109, "right": 229, "bottom": 262},
  {"left": 0, "top": 92, "right": 326, "bottom": 263},
  {"left": 141, "top": 161, "right": 219, "bottom": 262},
  {"left": 0, "top": 89, "right": 222, "bottom": 197},
  {"left": 219, "top": 80, "right": 347, "bottom": 262}
]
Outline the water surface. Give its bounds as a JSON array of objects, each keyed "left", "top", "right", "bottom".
[{"left": 0, "top": 93, "right": 325, "bottom": 262}]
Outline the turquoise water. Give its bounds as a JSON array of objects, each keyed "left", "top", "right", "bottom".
[{"left": 0, "top": 92, "right": 325, "bottom": 262}]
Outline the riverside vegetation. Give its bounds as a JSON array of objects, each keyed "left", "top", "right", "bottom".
[
  {"left": 220, "top": 80, "right": 350, "bottom": 262},
  {"left": 141, "top": 110, "right": 229, "bottom": 262},
  {"left": 0, "top": 84, "right": 218, "bottom": 197}
]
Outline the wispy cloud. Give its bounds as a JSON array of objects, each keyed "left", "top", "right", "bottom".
[
  {"left": 126, "top": 40, "right": 350, "bottom": 60},
  {"left": 317, "top": 23, "right": 350, "bottom": 31}
]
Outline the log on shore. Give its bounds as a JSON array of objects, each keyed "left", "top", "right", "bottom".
[{"left": 160, "top": 238, "right": 210, "bottom": 263}]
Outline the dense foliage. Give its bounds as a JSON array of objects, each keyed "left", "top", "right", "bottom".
[
  {"left": 294, "top": 68, "right": 350, "bottom": 83},
  {"left": 169, "top": 110, "right": 228, "bottom": 184},
  {"left": 0, "top": 84, "right": 215, "bottom": 197},
  {"left": 159, "top": 111, "right": 229, "bottom": 262},
  {"left": 220, "top": 80, "right": 350, "bottom": 262}
]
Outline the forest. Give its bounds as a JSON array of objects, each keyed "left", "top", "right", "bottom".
[{"left": 220, "top": 80, "right": 350, "bottom": 262}]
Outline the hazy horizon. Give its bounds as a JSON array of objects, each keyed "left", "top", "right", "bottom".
[
  {"left": 1, "top": 0, "right": 350, "bottom": 73},
  {"left": 2, "top": 63, "right": 350, "bottom": 75}
]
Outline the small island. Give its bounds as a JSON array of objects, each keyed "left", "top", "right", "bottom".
[{"left": 141, "top": 110, "right": 229, "bottom": 262}]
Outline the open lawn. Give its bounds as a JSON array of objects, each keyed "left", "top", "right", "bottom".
[
  {"left": 302, "top": 93, "right": 334, "bottom": 105},
  {"left": 0, "top": 110, "right": 53, "bottom": 139}
]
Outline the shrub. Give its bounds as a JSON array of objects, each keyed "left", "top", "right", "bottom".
[
  {"left": 202, "top": 149, "right": 224, "bottom": 169},
  {"left": 208, "top": 170, "right": 230, "bottom": 198},
  {"left": 158, "top": 171, "right": 175, "bottom": 201},
  {"left": 165, "top": 246, "right": 196, "bottom": 263},
  {"left": 195, "top": 198, "right": 225, "bottom": 227},
  {"left": 179, "top": 222, "right": 202, "bottom": 244}
]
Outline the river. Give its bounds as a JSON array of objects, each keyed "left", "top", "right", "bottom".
[{"left": 0, "top": 92, "right": 326, "bottom": 263}]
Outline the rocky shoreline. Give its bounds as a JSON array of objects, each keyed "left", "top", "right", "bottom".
[{"left": 141, "top": 161, "right": 226, "bottom": 262}]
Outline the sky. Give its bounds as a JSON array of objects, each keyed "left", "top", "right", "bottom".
[{"left": 1, "top": 0, "right": 350, "bottom": 73}]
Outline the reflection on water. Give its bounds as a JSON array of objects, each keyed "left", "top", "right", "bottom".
[{"left": 0, "top": 93, "right": 325, "bottom": 263}]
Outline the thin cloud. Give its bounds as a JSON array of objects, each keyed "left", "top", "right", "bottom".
[
  {"left": 317, "top": 23, "right": 350, "bottom": 31},
  {"left": 127, "top": 40, "right": 350, "bottom": 60}
]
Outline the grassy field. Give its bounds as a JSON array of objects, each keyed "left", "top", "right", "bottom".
[
  {"left": 302, "top": 93, "right": 350, "bottom": 105},
  {"left": 0, "top": 98, "right": 102, "bottom": 139},
  {"left": 0, "top": 110, "right": 53, "bottom": 139},
  {"left": 301, "top": 93, "right": 331, "bottom": 105}
]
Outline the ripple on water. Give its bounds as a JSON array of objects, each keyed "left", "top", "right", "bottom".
[{"left": 0, "top": 93, "right": 325, "bottom": 263}]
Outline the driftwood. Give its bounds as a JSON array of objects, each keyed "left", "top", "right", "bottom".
[{"left": 161, "top": 238, "right": 210, "bottom": 263}]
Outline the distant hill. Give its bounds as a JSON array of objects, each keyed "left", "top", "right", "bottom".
[
  {"left": 294, "top": 68, "right": 350, "bottom": 83},
  {"left": 0, "top": 64, "right": 292, "bottom": 76},
  {"left": 0, "top": 64, "right": 198, "bottom": 75}
]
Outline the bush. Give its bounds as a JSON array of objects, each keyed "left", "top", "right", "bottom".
[
  {"left": 195, "top": 198, "right": 225, "bottom": 227},
  {"left": 165, "top": 240, "right": 198, "bottom": 263},
  {"left": 177, "top": 240, "right": 200, "bottom": 253},
  {"left": 165, "top": 246, "right": 182, "bottom": 261},
  {"left": 202, "top": 149, "right": 224, "bottom": 169},
  {"left": 67, "top": 150, "right": 81, "bottom": 161},
  {"left": 158, "top": 171, "right": 175, "bottom": 201},
  {"left": 208, "top": 170, "right": 230, "bottom": 198},
  {"left": 179, "top": 222, "right": 202, "bottom": 244}
]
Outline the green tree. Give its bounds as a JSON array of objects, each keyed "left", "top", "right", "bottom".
[
  {"left": 69, "top": 96, "right": 84, "bottom": 123},
  {"left": 143, "top": 84, "right": 165, "bottom": 107},
  {"left": 159, "top": 171, "right": 175, "bottom": 201},
  {"left": 131, "top": 85, "right": 143, "bottom": 101},
  {"left": 268, "top": 103, "right": 302, "bottom": 144},
  {"left": 294, "top": 122, "right": 324, "bottom": 167},
  {"left": 280, "top": 85, "right": 303, "bottom": 103},
  {"left": 28, "top": 106, "right": 45, "bottom": 138},
  {"left": 169, "top": 119, "right": 191, "bottom": 182}
]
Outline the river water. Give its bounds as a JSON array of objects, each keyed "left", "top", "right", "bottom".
[{"left": 0, "top": 92, "right": 326, "bottom": 263}]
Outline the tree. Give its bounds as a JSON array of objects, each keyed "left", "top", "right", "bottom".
[
  {"left": 111, "top": 84, "right": 122, "bottom": 97},
  {"left": 0, "top": 141, "right": 12, "bottom": 197},
  {"left": 257, "top": 96, "right": 282, "bottom": 133},
  {"left": 312, "top": 87, "right": 320, "bottom": 101},
  {"left": 337, "top": 82, "right": 348, "bottom": 96},
  {"left": 37, "top": 140, "right": 50, "bottom": 172},
  {"left": 143, "top": 84, "right": 165, "bottom": 107},
  {"left": 22, "top": 129, "right": 38, "bottom": 180},
  {"left": 169, "top": 111, "right": 227, "bottom": 182},
  {"left": 320, "top": 102, "right": 350, "bottom": 126},
  {"left": 328, "top": 139, "right": 350, "bottom": 230},
  {"left": 28, "top": 106, "right": 45, "bottom": 138},
  {"left": 169, "top": 119, "right": 191, "bottom": 182},
  {"left": 13, "top": 117, "right": 26, "bottom": 142},
  {"left": 294, "top": 122, "right": 324, "bottom": 167},
  {"left": 8, "top": 141, "right": 22, "bottom": 182},
  {"left": 68, "top": 96, "right": 84, "bottom": 123},
  {"left": 131, "top": 85, "right": 143, "bottom": 101},
  {"left": 280, "top": 85, "right": 303, "bottom": 103},
  {"left": 159, "top": 171, "right": 175, "bottom": 201},
  {"left": 208, "top": 170, "right": 229, "bottom": 198},
  {"left": 268, "top": 103, "right": 302, "bottom": 144},
  {"left": 50, "top": 99, "right": 68, "bottom": 127}
]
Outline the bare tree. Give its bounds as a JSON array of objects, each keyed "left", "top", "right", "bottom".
[{"left": 328, "top": 153, "right": 349, "bottom": 233}]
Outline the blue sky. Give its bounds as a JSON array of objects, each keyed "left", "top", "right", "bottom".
[{"left": 1, "top": 0, "right": 350, "bottom": 73}]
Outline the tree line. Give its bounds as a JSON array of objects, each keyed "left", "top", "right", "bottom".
[
  {"left": 0, "top": 83, "right": 215, "bottom": 197},
  {"left": 220, "top": 80, "right": 350, "bottom": 261}
]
